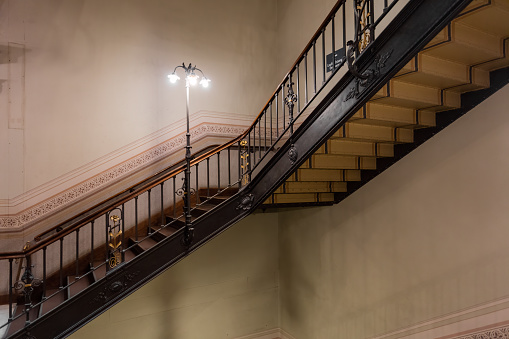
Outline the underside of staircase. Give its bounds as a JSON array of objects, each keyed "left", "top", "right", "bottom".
[
  {"left": 1, "top": 0, "right": 508, "bottom": 338},
  {"left": 263, "top": 0, "right": 509, "bottom": 207}
]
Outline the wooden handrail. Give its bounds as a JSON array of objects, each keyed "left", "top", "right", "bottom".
[{"left": 0, "top": 0, "right": 346, "bottom": 259}]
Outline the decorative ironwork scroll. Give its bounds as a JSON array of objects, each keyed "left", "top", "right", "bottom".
[
  {"left": 285, "top": 81, "right": 298, "bottom": 135},
  {"left": 90, "top": 271, "right": 140, "bottom": 305},
  {"left": 106, "top": 208, "right": 123, "bottom": 269},
  {"left": 175, "top": 177, "right": 196, "bottom": 200},
  {"left": 344, "top": 49, "right": 393, "bottom": 101},
  {"left": 355, "top": 0, "right": 373, "bottom": 53},
  {"left": 284, "top": 80, "right": 299, "bottom": 165},
  {"left": 236, "top": 193, "right": 255, "bottom": 211},
  {"left": 288, "top": 145, "right": 298, "bottom": 165},
  {"left": 240, "top": 140, "right": 250, "bottom": 186},
  {"left": 14, "top": 255, "right": 42, "bottom": 325},
  {"left": 347, "top": 0, "right": 375, "bottom": 80}
]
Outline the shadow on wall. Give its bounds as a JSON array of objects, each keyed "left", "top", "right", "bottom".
[{"left": 0, "top": 44, "right": 29, "bottom": 94}]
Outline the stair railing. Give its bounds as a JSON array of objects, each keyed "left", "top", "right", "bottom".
[{"left": 0, "top": 0, "right": 403, "bottom": 334}]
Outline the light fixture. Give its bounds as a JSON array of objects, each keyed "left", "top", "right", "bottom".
[
  {"left": 199, "top": 77, "right": 210, "bottom": 88},
  {"left": 167, "top": 63, "right": 211, "bottom": 247},
  {"left": 187, "top": 73, "right": 199, "bottom": 86},
  {"left": 167, "top": 72, "right": 180, "bottom": 83}
]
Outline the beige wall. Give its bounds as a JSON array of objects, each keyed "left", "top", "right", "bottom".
[
  {"left": 278, "top": 84, "right": 509, "bottom": 338},
  {"left": 276, "top": 0, "right": 337, "bottom": 79},
  {"left": 70, "top": 85, "right": 509, "bottom": 338},
  {"left": 70, "top": 212, "right": 279, "bottom": 339},
  {"left": 0, "top": 0, "right": 278, "bottom": 198}
]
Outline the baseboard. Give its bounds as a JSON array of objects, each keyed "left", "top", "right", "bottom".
[{"left": 233, "top": 328, "right": 297, "bottom": 339}]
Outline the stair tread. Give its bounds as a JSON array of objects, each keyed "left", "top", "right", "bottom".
[
  {"left": 274, "top": 181, "right": 347, "bottom": 194},
  {"left": 308, "top": 154, "right": 377, "bottom": 170},
  {"left": 6, "top": 305, "right": 39, "bottom": 336},
  {"left": 135, "top": 237, "right": 158, "bottom": 252},
  {"left": 373, "top": 80, "right": 461, "bottom": 111},
  {"left": 67, "top": 275, "right": 91, "bottom": 298},
  {"left": 166, "top": 218, "right": 185, "bottom": 228},
  {"left": 91, "top": 262, "right": 107, "bottom": 282},
  {"left": 458, "top": 0, "right": 509, "bottom": 36},
  {"left": 156, "top": 226, "right": 178, "bottom": 237},
  {"left": 265, "top": 192, "right": 336, "bottom": 204},
  {"left": 332, "top": 123, "right": 414, "bottom": 144},
  {"left": 424, "top": 21, "right": 504, "bottom": 64},
  {"left": 41, "top": 289, "right": 66, "bottom": 316},
  {"left": 395, "top": 54, "right": 490, "bottom": 92},
  {"left": 194, "top": 203, "right": 216, "bottom": 211}
]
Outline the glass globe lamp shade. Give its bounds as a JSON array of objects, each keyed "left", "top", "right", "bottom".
[
  {"left": 187, "top": 73, "right": 199, "bottom": 86},
  {"left": 168, "top": 73, "right": 180, "bottom": 83},
  {"left": 200, "top": 77, "right": 210, "bottom": 88}
]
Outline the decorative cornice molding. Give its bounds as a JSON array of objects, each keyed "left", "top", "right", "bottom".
[
  {"left": 0, "top": 113, "right": 251, "bottom": 231},
  {"left": 455, "top": 325, "right": 509, "bottom": 339}
]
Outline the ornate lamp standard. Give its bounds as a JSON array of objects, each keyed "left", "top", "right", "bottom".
[{"left": 168, "top": 63, "right": 210, "bottom": 247}]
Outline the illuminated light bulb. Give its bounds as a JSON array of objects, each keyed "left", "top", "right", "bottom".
[
  {"left": 168, "top": 73, "right": 180, "bottom": 83},
  {"left": 200, "top": 77, "right": 210, "bottom": 88},
  {"left": 187, "top": 73, "right": 199, "bottom": 86}
]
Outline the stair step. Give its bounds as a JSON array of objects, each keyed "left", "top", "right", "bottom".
[
  {"left": 89, "top": 250, "right": 136, "bottom": 282},
  {"left": 350, "top": 102, "right": 436, "bottom": 128},
  {"left": 458, "top": 0, "right": 509, "bottom": 37},
  {"left": 165, "top": 216, "right": 186, "bottom": 229},
  {"left": 287, "top": 169, "right": 361, "bottom": 182},
  {"left": 307, "top": 155, "right": 376, "bottom": 170},
  {"left": 7, "top": 303, "right": 40, "bottom": 336},
  {"left": 331, "top": 123, "right": 414, "bottom": 143},
  {"left": 373, "top": 80, "right": 461, "bottom": 111},
  {"left": 149, "top": 226, "right": 178, "bottom": 241},
  {"left": 67, "top": 275, "right": 92, "bottom": 299},
  {"left": 395, "top": 54, "right": 490, "bottom": 92},
  {"left": 273, "top": 181, "right": 347, "bottom": 194},
  {"left": 424, "top": 22, "right": 503, "bottom": 65},
  {"left": 200, "top": 195, "right": 229, "bottom": 205},
  {"left": 191, "top": 203, "right": 216, "bottom": 217},
  {"left": 315, "top": 140, "right": 394, "bottom": 157},
  {"left": 265, "top": 192, "right": 335, "bottom": 204},
  {"left": 131, "top": 237, "right": 158, "bottom": 255},
  {"left": 40, "top": 289, "right": 66, "bottom": 316},
  {"left": 198, "top": 187, "right": 238, "bottom": 198},
  {"left": 477, "top": 39, "right": 509, "bottom": 71},
  {"left": 91, "top": 262, "right": 107, "bottom": 282}
]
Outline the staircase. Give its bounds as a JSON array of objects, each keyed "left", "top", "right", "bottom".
[
  {"left": 1, "top": 0, "right": 508, "bottom": 338},
  {"left": 264, "top": 0, "right": 509, "bottom": 206}
]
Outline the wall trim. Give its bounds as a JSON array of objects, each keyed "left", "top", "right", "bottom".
[
  {"left": 369, "top": 296, "right": 509, "bottom": 339},
  {"left": 0, "top": 110, "right": 252, "bottom": 231},
  {"left": 233, "top": 328, "right": 296, "bottom": 339}
]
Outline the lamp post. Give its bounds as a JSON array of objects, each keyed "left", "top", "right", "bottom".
[{"left": 168, "top": 63, "right": 210, "bottom": 247}]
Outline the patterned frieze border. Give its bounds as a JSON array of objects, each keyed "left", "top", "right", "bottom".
[
  {"left": 0, "top": 122, "right": 247, "bottom": 230},
  {"left": 455, "top": 325, "right": 509, "bottom": 339}
]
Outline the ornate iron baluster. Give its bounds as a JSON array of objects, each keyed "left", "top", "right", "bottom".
[
  {"left": 285, "top": 80, "right": 298, "bottom": 165},
  {"left": 106, "top": 208, "right": 123, "bottom": 270},
  {"left": 239, "top": 140, "right": 249, "bottom": 186},
  {"left": 176, "top": 177, "right": 195, "bottom": 247},
  {"left": 347, "top": 0, "right": 374, "bottom": 79},
  {"left": 285, "top": 80, "right": 298, "bottom": 135},
  {"left": 14, "top": 254, "right": 42, "bottom": 325}
]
